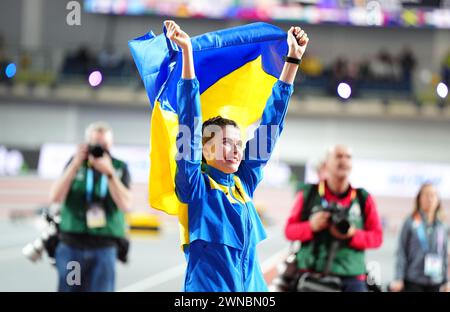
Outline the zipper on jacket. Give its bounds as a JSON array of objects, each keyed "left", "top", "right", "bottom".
[{"left": 229, "top": 184, "right": 250, "bottom": 291}]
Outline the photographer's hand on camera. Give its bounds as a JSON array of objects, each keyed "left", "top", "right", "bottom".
[
  {"left": 72, "top": 144, "right": 89, "bottom": 169},
  {"left": 329, "top": 223, "right": 356, "bottom": 240},
  {"left": 89, "top": 153, "right": 115, "bottom": 177},
  {"left": 88, "top": 152, "right": 132, "bottom": 212},
  {"left": 49, "top": 144, "right": 88, "bottom": 203},
  {"left": 309, "top": 211, "right": 331, "bottom": 232}
]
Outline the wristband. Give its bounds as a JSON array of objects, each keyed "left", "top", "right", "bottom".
[{"left": 283, "top": 55, "right": 302, "bottom": 65}]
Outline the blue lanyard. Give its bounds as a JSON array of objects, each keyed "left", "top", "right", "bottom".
[
  {"left": 86, "top": 167, "right": 108, "bottom": 203},
  {"left": 415, "top": 212, "right": 443, "bottom": 254},
  {"left": 416, "top": 222, "right": 430, "bottom": 253}
]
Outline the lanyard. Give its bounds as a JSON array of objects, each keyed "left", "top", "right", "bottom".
[
  {"left": 415, "top": 212, "right": 444, "bottom": 255},
  {"left": 318, "top": 180, "right": 356, "bottom": 208},
  {"left": 86, "top": 167, "right": 108, "bottom": 203}
]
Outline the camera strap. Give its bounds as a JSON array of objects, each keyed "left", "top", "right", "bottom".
[
  {"left": 323, "top": 240, "right": 340, "bottom": 275},
  {"left": 86, "top": 167, "right": 108, "bottom": 203},
  {"left": 314, "top": 181, "right": 357, "bottom": 274}
]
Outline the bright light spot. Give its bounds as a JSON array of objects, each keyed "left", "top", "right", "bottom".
[
  {"left": 337, "top": 82, "right": 352, "bottom": 99},
  {"left": 5, "top": 63, "right": 16, "bottom": 78},
  {"left": 88, "top": 71, "right": 102, "bottom": 87},
  {"left": 437, "top": 82, "right": 448, "bottom": 99}
]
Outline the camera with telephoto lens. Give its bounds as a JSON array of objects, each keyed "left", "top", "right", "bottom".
[
  {"left": 22, "top": 209, "right": 60, "bottom": 264},
  {"left": 88, "top": 144, "right": 105, "bottom": 158},
  {"left": 312, "top": 202, "right": 351, "bottom": 235}
]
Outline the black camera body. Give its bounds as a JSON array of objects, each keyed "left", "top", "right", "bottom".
[
  {"left": 88, "top": 144, "right": 105, "bottom": 158},
  {"left": 312, "top": 202, "right": 351, "bottom": 235}
]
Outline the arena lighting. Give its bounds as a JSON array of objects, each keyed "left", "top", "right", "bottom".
[
  {"left": 337, "top": 82, "right": 352, "bottom": 99},
  {"left": 5, "top": 63, "right": 17, "bottom": 78},
  {"left": 88, "top": 70, "right": 103, "bottom": 87},
  {"left": 436, "top": 82, "right": 448, "bottom": 99}
]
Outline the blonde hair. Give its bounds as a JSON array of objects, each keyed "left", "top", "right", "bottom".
[{"left": 84, "top": 121, "right": 113, "bottom": 142}]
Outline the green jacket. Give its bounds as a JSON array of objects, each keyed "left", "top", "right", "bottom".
[
  {"left": 296, "top": 183, "right": 368, "bottom": 276},
  {"left": 59, "top": 157, "right": 129, "bottom": 238}
]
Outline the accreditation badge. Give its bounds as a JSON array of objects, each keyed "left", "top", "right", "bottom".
[
  {"left": 424, "top": 253, "right": 443, "bottom": 279},
  {"left": 86, "top": 203, "right": 107, "bottom": 229}
]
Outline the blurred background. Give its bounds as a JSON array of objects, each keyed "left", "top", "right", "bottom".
[{"left": 0, "top": 0, "right": 450, "bottom": 292}]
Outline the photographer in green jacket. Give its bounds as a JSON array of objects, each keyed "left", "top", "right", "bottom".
[{"left": 49, "top": 121, "right": 132, "bottom": 292}]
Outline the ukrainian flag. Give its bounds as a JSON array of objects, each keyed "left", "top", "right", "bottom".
[{"left": 129, "top": 22, "right": 288, "bottom": 242}]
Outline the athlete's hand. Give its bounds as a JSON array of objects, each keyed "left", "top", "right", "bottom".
[
  {"left": 287, "top": 26, "right": 309, "bottom": 60},
  {"left": 164, "top": 20, "right": 191, "bottom": 51}
]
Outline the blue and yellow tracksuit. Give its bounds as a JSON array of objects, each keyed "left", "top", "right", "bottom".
[{"left": 175, "top": 78, "right": 293, "bottom": 292}]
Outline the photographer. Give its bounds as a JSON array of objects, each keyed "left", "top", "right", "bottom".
[
  {"left": 49, "top": 121, "right": 132, "bottom": 292},
  {"left": 284, "top": 145, "right": 383, "bottom": 292}
]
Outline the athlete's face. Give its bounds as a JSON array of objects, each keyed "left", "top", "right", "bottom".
[
  {"left": 326, "top": 145, "right": 352, "bottom": 181},
  {"left": 203, "top": 125, "right": 243, "bottom": 174}
]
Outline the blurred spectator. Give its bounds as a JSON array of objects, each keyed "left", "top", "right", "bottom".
[
  {"left": 299, "top": 52, "right": 324, "bottom": 77},
  {"left": 61, "top": 45, "right": 94, "bottom": 77},
  {"left": 0, "top": 34, "right": 12, "bottom": 84},
  {"left": 442, "top": 50, "right": 450, "bottom": 86},
  {"left": 398, "top": 46, "right": 416, "bottom": 88},
  {"left": 0, "top": 34, "right": 5, "bottom": 61},
  {"left": 98, "top": 45, "right": 122, "bottom": 69},
  {"left": 327, "top": 57, "right": 350, "bottom": 96},
  {"left": 49, "top": 121, "right": 132, "bottom": 292},
  {"left": 357, "top": 57, "right": 373, "bottom": 83},
  {"left": 73, "top": 46, "right": 92, "bottom": 71},
  {"left": 327, "top": 57, "right": 361, "bottom": 98},
  {"left": 98, "top": 45, "right": 125, "bottom": 78},
  {"left": 370, "top": 49, "right": 397, "bottom": 82},
  {"left": 391, "top": 183, "right": 450, "bottom": 292},
  {"left": 285, "top": 145, "right": 383, "bottom": 292},
  {"left": 332, "top": 57, "right": 350, "bottom": 82}
]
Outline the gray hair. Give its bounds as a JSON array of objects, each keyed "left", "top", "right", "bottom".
[
  {"left": 326, "top": 144, "right": 353, "bottom": 159},
  {"left": 84, "top": 121, "right": 113, "bottom": 142}
]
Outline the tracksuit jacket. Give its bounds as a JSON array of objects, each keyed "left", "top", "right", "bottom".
[{"left": 175, "top": 77, "right": 293, "bottom": 291}]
